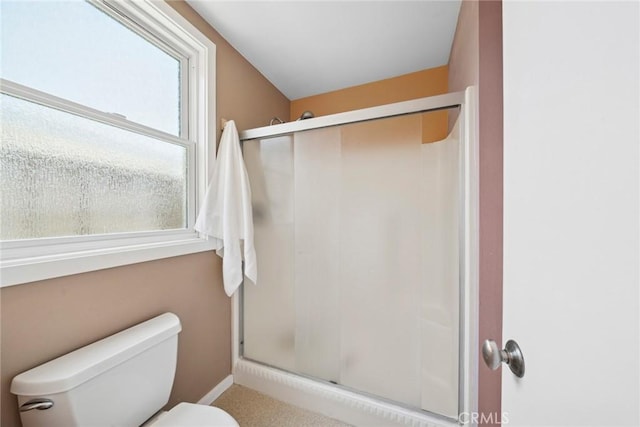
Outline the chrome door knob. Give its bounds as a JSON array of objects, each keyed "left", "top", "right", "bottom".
[{"left": 482, "top": 339, "right": 525, "bottom": 378}]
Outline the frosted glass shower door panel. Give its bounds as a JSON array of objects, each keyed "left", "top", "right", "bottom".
[
  {"left": 419, "top": 119, "right": 460, "bottom": 418},
  {"left": 339, "top": 115, "right": 424, "bottom": 407},
  {"left": 241, "top": 109, "right": 462, "bottom": 417},
  {"left": 242, "top": 137, "right": 296, "bottom": 372},
  {"left": 293, "top": 127, "right": 342, "bottom": 382}
]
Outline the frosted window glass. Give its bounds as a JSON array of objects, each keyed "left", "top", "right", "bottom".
[
  {"left": 1, "top": 1, "right": 181, "bottom": 135},
  {"left": 242, "top": 110, "right": 461, "bottom": 418},
  {"left": 0, "top": 94, "right": 187, "bottom": 240}
]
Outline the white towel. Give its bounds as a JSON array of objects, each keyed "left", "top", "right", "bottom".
[{"left": 194, "top": 120, "right": 257, "bottom": 296}]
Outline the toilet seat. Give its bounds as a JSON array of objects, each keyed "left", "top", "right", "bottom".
[{"left": 150, "top": 403, "right": 239, "bottom": 427}]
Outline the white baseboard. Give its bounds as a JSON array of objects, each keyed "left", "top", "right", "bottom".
[
  {"left": 234, "top": 359, "right": 457, "bottom": 427},
  {"left": 197, "top": 374, "right": 234, "bottom": 405}
]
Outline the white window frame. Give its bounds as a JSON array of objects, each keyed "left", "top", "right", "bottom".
[{"left": 0, "top": 0, "right": 217, "bottom": 287}]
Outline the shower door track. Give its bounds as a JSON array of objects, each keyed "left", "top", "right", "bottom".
[
  {"left": 238, "top": 91, "right": 465, "bottom": 141},
  {"left": 232, "top": 87, "right": 479, "bottom": 427}
]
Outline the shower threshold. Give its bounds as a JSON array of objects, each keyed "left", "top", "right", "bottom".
[{"left": 233, "top": 358, "right": 460, "bottom": 427}]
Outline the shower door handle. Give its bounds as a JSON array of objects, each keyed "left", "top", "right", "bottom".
[{"left": 482, "top": 339, "right": 525, "bottom": 378}]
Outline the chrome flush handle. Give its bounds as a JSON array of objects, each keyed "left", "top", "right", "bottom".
[
  {"left": 19, "top": 398, "right": 54, "bottom": 412},
  {"left": 482, "top": 339, "right": 525, "bottom": 378}
]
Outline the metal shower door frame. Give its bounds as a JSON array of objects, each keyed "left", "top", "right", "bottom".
[{"left": 231, "top": 87, "right": 479, "bottom": 424}]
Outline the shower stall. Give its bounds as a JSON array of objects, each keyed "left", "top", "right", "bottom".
[{"left": 233, "top": 89, "right": 477, "bottom": 427}]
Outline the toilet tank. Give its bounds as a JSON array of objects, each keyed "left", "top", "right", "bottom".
[{"left": 11, "top": 313, "right": 182, "bottom": 427}]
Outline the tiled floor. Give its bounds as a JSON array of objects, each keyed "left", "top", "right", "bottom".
[{"left": 212, "top": 385, "right": 351, "bottom": 427}]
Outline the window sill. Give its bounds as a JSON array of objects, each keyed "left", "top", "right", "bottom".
[{"left": 0, "top": 237, "right": 218, "bottom": 288}]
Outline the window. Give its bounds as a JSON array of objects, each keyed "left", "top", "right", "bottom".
[{"left": 0, "top": 0, "right": 216, "bottom": 286}]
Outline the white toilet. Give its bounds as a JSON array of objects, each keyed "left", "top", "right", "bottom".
[{"left": 10, "top": 313, "right": 239, "bottom": 427}]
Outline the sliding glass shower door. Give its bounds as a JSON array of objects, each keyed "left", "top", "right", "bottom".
[{"left": 242, "top": 110, "right": 460, "bottom": 418}]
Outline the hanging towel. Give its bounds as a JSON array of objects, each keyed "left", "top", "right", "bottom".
[{"left": 194, "top": 120, "right": 257, "bottom": 296}]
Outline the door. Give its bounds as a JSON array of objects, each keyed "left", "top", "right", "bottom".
[{"left": 502, "top": 1, "right": 639, "bottom": 426}]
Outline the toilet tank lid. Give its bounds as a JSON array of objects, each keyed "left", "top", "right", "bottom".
[{"left": 11, "top": 313, "right": 182, "bottom": 396}]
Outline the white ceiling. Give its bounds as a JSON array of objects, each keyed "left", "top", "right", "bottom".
[{"left": 186, "top": 1, "right": 462, "bottom": 100}]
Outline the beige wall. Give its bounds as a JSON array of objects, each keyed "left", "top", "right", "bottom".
[
  {"left": 167, "top": 1, "right": 290, "bottom": 134},
  {"left": 1, "top": 254, "right": 228, "bottom": 426},
  {"left": 291, "top": 66, "right": 449, "bottom": 143},
  {"left": 290, "top": 65, "right": 448, "bottom": 119},
  {"left": 448, "top": 1, "right": 479, "bottom": 93},
  {"left": 0, "top": 2, "right": 289, "bottom": 426},
  {"left": 448, "top": 1, "right": 503, "bottom": 424},
  {"left": 477, "top": 2, "right": 503, "bottom": 424}
]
